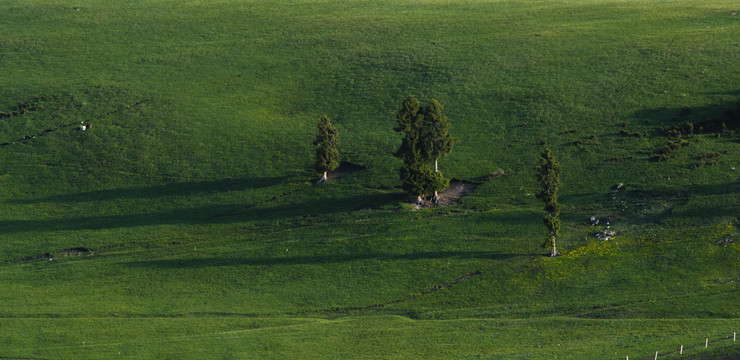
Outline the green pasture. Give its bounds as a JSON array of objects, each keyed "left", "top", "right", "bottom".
[{"left": 0, "top": 0, "right": 738, "bottom": 358}]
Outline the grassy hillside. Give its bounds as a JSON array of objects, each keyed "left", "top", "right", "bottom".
[{"left": 1, "top": 0, "right": 738, "bottom": 358}]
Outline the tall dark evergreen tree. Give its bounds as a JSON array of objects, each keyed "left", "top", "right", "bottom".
[
  {"left": 423, "top": 99, "right": 454, "bottom": 173},
  {"left": 314, "top": 115, "right": 340, "bottom": 183},
  {"left": 423, "top": 99, "right": 454, "bottom": 202},
  {"left": 393, "top": 96, "right": 452, "bottom": 204},
  {"left": 393, "top": 96, "right": 424, "bottom": 162},
  {"left": 535, "top": 148, "right": 562, "bottom": 257},
  {"left": 394, "top": 96, "right": 428, "bottom": 203}
]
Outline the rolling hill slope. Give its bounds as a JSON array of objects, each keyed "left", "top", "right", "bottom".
[{"left": 0, "top": 0, "right": 738, "bottom": 358}]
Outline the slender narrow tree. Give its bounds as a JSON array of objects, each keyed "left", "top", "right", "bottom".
[
  {"left": 535, "top": 148, "right": 562, "bottom": 257},
  {"left": 423, "top": 99, "right": 454, "bottom": 173},
  {"left": 422, "top": 99, "right": 454, "bottom": 202},
  {"left": 314, "top": 115, "right": 340, "bottom": 183}
]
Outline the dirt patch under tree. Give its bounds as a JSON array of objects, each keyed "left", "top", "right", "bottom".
[{"left": 413, "top": 179, "right": 480, "bottom": 208}]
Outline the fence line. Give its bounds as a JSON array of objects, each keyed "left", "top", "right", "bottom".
[{"left": 628, "top": 332, "right": 736, "bottom": 360}]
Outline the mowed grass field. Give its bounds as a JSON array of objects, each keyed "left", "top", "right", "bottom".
[{"left": 1, "top": 0, "right": 739, "bottom": 358}]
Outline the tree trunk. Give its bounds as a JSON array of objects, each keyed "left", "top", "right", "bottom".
[
  {"left": 434, "top": 159, "right": 439, "bottom": 172},
  {"left": 433, "top": 190, "right": 439, "bottom": 204},
  {"left": 549, "top": 236, "right": 559, "bottom": 257},
  {"left": 416, "top": 195, "right": 423, "bottom": 205},
  {"left": 316, "top": 171, "right": 327, "bottom": 184}
]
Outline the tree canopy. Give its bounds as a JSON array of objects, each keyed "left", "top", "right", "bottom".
[
  {"left": 314, "top": 115, "right": 340, "bottom": 182},
  {"left": 422, "top": 99, "right": 454, "bottom": 172},
  {"left": 394, "top": 96, "right": 452, "bottom": 202}
]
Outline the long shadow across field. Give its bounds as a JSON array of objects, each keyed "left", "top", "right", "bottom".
[
  {"left": 0, "top": 191, "right": 405, "bottom": 234},
  {"left": 561, "top": 181, "right": 740, "bottom": 205},
  {"left": 633, "top": 97, "right": 738, "bottom": 131},
  {"left": 561, "top": 181, "right": 739, "bottom": 225},
  {"left": 123, "top": 251, "right": 534, "bottom": 268},
  {"left": 6, "top": 176, "right": 293, "bottom": 204}
]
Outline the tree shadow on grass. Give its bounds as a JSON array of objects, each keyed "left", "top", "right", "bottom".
[
  {"left": 620, "top": 181, "right": 739, "bottom": 199},
  {"left": 633, "top": 97, "right": 738, "bottom": 131},
  {"left": 561, "top": 181, "right": 739, "bottom": 226},
  {"left": 0, "top": 191, "right": 406, "bottom": 234},
  {"left": 561, "top": 181, "right": 739, "bottom": 205},
  {"left": 629, "top": 197, "right": 740, "bottom": 227},
  {"left": 5, "top": 176, "right": 294, "bottom": 204},
  {"left": 704, "top": 89, "right": 740, "bottom": 96},
  {"left": 123, "top": 251, "right": 534, "bottom": 269}
]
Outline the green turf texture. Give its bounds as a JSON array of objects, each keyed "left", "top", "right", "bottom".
[{"left": 1, "top": 0, "right": 738, "bottom": 358}]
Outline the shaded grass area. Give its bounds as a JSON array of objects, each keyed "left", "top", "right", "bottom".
[{"left": 1, "top": 206, "right": 736, "bottom": 319}]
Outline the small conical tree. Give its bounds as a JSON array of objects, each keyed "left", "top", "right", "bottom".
[
  {"left": 314, "top": 115, "right": 340, "bottom": 183},
  {"left": 422, "top": 99, "right": 454, "bottom": 202},
  {"left": 535, "top": 148, "right": 562, "bottom": 257}
]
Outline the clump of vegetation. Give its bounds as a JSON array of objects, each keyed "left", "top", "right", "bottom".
[
  {"left": 666, "top": 101, "right": 739, "bottom": 140},
  {"left": 651, "top": 154, "right": 669, "bottom": 162},
  {"left": 652, "top": 137, "right": 690, "bottom": 161},
  {"left": 659, "top": 121, "right": 695, "bottom": 137},
  {"left": 610, "top": 155, "right": 634, "bottom": 162},
  {"left": 0, "top": 100, "right": 41, "bottom": 118},
  {"left": 618, "top": 129, "right": 643, "bottom": 137},
  {"left": 692, "top": 151, "right": 728, "bottom": 169}
]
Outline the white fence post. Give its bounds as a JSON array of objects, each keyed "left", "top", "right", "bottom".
[{"left": 627, "top": 333, "right": 736, "bottom": 360}]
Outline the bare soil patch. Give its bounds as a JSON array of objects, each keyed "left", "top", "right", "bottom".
[{"left": 414, "top": 179, "right": 480, "bottom": 208}]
